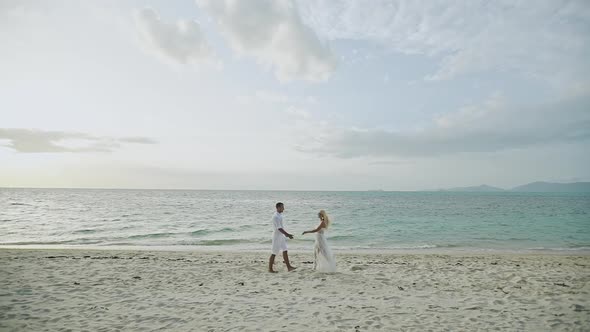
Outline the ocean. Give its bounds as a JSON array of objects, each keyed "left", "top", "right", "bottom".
[{"left": 1, "top": 188, "right": 589, "bottom": 253}]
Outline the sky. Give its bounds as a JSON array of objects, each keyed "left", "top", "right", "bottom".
[{"left": 1, "top": 0, "right": 589, "bottom": 190}]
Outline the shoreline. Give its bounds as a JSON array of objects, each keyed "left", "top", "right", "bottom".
[{"left": 1, "top": 244, "right": 589, "bottom": 256}]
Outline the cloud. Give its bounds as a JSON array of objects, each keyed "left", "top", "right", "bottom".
[
  {"left": 368, "top": 160, "right": 413, "bottom": 166},
  {"left": 0, "top": 0, "right": 47, "bottom": 16},
  {"left": 196, "top": 0, "right": 337, "bottom": 82},
  {"left": 236, "top": 90, "right": 318, "bottom": 108},
  {"left": 134, "top": 7, "right": 216, "bottom": 67},
  {"left": 0, "top": 128, "right": 156, "bottom": 153},
  {"left": 237, "top": 90, "right": 291, "bottom": 105},
  {"left": 297, "top": 0, "right": 590, "bottom": 84},
  {"left": 285, "top": 105, "right": 311, "bottom": 120},
  {"left": 118, "top": 137, "right": 158, "bottom": 144},
  {"left": 297, "top": 93, "right": 590, "bottom": 158}
]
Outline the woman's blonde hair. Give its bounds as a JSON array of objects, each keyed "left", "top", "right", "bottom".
[{"left": 318, "top": 210, "right": 330, "bottom": 229}]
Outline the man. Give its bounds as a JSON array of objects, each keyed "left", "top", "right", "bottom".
[{"left": 268, "top": 202, "right": 296, "bottom": 273}]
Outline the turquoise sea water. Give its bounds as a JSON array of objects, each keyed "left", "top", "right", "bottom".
[{"left": 1, "top": 188, "right": 589, "bottom": 252}]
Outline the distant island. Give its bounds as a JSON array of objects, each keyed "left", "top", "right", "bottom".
[
  {"left": 438, "top": 181, "right": 590, "bottom": 193},
  {"left": 442, "top": 184, "right": 505, "bottom": 192}
]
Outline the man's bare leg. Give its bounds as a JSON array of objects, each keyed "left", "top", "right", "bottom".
[
  {"left": 283, "top": 251, "right": 296, "bottom": 271},
  {"left": 268, "top": 254, "right": 277, "bottom": 273}
]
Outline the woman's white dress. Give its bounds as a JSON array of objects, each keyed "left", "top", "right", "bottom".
[{"left": 314, "top": 229, "right": 336, "bottom": 272}]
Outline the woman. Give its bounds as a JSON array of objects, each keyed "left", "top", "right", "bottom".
[{"left": 302, "top": 210, "right": 336, "bottom": 272}]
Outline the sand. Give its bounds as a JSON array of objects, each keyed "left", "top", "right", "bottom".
[{"left": 0, "top": 249, "right": 588, "bottom": 331}]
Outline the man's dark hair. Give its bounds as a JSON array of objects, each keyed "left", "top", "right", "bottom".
[{"left": 276, "top": 202, "right": 284, "bottom": 209}]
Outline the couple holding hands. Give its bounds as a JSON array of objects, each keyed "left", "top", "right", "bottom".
[{"left": 268, "top": 202, "right": 336, "bottom": 273}]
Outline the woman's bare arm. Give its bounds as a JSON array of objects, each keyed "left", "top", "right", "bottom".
[{"left": 302, "top": 221, "right": 326, "bottom": 235}]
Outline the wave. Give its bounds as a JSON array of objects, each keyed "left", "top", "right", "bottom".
[
  {"left": 189, "top": 229, "right": 211, "bottom": 236},
  {"left": 121, "top": 213, "right": 142, "bottom": 217},
  {"left": 0, "top": 241, "right": 72, "bottom": 245},
  {"left": 401, "top": 244, "right": 438, "bottom": 249},
  {"left": 185, "top": 239, "right": 254, "bottom": 246},
  {"left": 527, "top": 246, "right": 590, "bottom": 251},
  {"left": 328, "top": 235, "right": 356, "bottom": 241},
  {"left": 0, "top": 239, "right": 104, "bottom": 245},
  {"left": 124, "top": 227, "right": 251, "bottom": 240},
  {"left": 219, "top": 225, "right": 255, "bottom": 232},
  {"left": 72, "top": 229, "right": 97, "bottom": 234},
  {"left": 342, "top": 244, "right": 439, "bottom": 250},
  {"left": 128, "top": 232, "right": 180, "bottom": 240}
]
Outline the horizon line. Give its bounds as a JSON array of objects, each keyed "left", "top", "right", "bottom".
[{"left": 1, "top": 181, "right": 589, "bottom": 192}]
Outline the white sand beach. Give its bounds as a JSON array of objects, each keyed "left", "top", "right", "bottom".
[{"left": 1, "top": 249, "right": 588, "bottom": 331}]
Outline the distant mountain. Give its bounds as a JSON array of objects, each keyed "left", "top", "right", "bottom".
[
  {"left": 511, "top": 181, "right": 590, "bottom": 192},
  {"left": 436, "top": 182, "right": 590, "bottom": 192},
  {"left": 441, "top": 184, "right": 505, "bottom": 192}
]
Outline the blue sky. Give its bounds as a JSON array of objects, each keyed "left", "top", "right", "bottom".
[{"left": 1, "top": 0, "right": 589, "bottom": 190}]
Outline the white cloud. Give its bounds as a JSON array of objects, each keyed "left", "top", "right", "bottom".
[
  {"left": 0, "top": 128, "right": 156, "bottom": 153},
  {"left": 254, "top": 90, "right": 290, "bottom": 104},
  {"left": 304, "top": 96, "right": 318, "bottom": 104},
  {"left": 285, "top": 105, "right": 311, "bottom": 120},
  {"left": 236, "top": 90, "right": 290, "bottom": 105},
  {"left": 196, "top": 0, "right": 337, "bottom": 82},
  {"left": 297, "top": 0, "right": 590, "bottom": 84},
  {"left": 134, "top": 7, "right": 216, "bottom": 67},
  {"left": 236, "top": 90, "right": 318, "bottom": 108},
  {"left": 297, "top": 93, "right": 590, "bottom": 158}
]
